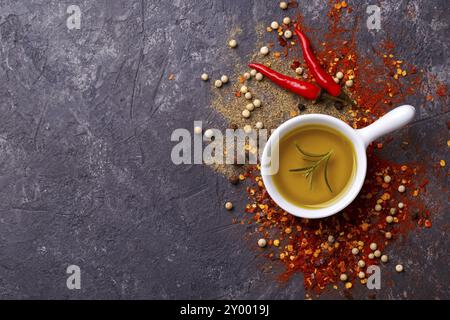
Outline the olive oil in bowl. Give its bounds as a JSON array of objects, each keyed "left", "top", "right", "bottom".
[{"left": 272, "top": 124, "right": 356, "bottom": 208}]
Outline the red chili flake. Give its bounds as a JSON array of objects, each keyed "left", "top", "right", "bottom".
[
  {"left": 436, "top": 84, "right": 447, "bottom": 97},
  {"left": 419, "top": 179, "right": 429, "bottom": 188},
  {"left": 278, "top": 36, "right": 288, "bottom": 47},
  {"left": 290, "top": 60, "right": 301, "bottom": 70},
  {"left": 288, "top": 1, "right": 299, "bottom": 8}
]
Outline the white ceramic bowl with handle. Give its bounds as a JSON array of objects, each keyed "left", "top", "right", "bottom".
[{"left": 260, "top": 105, "right": 416, "bottom": 219}]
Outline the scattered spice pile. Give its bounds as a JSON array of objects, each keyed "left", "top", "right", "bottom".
[
  {"left": 239, "top": 149, "right": 430, "bottom": 292},
  {"left": 201, "top": 1, "right": 446, "bottom": 294}
]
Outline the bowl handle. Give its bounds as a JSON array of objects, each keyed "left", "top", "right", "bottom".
[{"left": 356, "top": 105, "right": 416, "bottom": 148}]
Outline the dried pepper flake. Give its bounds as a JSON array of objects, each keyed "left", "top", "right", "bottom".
[{"left": 241, "top": 146, "right": 428, "bottom": 292}]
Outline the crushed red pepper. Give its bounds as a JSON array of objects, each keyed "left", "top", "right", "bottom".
[
  {"left": 240, "top": 148, "right": 428, "bottom": 292},
  {"left": 231, "top": 1, "right": 437, "bottom": 294}
]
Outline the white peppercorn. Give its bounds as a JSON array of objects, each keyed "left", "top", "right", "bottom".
[
  {"left": 253, "top": 99, "right": 262, "bottom": 107},
  {"left": 225, "top": 201, "right": 233, "bottom": 210},
  {"left": 258, "top": 238, "right": 267, "bottom": 248},
  {"left": 284, "top": 30, "right": 293, "bottom": 39},
  {"left": 242, "top": 109, "right": 250, "bottom": 118},
  {"left": 220, "top": 75, "right": 229, "bottom": 83},
  {"left": 260, "top": 46, "right": 269, "bottom": 56},
  {"left": 245, "top": 103, "right": 255, "bottom": 111},
  {"left": 255, "top": 73, "right": 264, "bottom": 81},
  {"left": 228, "top": 39, "right": 237, "bottom": 48},
  {"left": 240, "top": 85, "right": 248, "bottom": 93}
]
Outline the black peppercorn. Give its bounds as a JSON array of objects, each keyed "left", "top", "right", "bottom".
[
  {"left": 334, "top": 101, "right": 344, "bottom": 110},
  {"left": 297, "top": 103, "right": 306, "bottom": 112}
]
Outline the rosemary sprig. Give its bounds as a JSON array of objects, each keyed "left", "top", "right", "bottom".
[
  {"left": 295, "top": 144, "right": 329, "bottom": 158},
  {"left": 290, "top": 144, "right": 334, "bottom": 192}
]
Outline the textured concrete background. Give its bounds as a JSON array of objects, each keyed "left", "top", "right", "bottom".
[{"left": 0, "top": 0, "right": 448, "bottom": 299}]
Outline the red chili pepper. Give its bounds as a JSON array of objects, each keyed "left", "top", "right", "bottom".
[
  {"left": 248, "top": 63, "right": 347, "bottom": 103},
  {"left": 294, "top": 28, "right": 342, "bottom": 97},
  {"left": 248, "top": 63, "right": 321, "bottom": 100}
]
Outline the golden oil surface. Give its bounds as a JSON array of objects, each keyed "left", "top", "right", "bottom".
[{"left": 272, "top": 125, "right": 356, "bottom": 208}]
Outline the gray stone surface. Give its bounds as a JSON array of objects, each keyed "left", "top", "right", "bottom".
[{"left": 0, "top": 0, "right": 448, "bottom": 299}]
